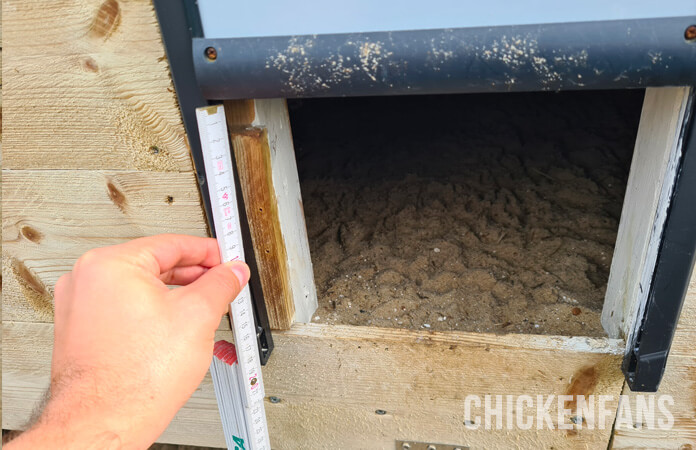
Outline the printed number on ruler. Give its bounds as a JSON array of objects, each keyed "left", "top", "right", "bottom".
[{"left": 195, "top": 105, "right": 265, "bottom": 404}]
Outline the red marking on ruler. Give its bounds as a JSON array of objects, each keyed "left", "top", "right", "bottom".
[{"left": 213, "top": 340, "right": 238, "bottom": 366}]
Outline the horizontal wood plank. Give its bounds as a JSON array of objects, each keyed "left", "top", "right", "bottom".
[
  {"left": 2, "top": 169, "right": 208, "bottom": 322},
  {"left": 3, "top": 321, "right": 625, "bottom": 449},
  {"left": 3, "top": 0, "right": 192, "bottom": 171}
]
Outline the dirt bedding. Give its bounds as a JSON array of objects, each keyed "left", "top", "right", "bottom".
[{"left": 289, "top": 90, "right": 643, "bottom": 337}]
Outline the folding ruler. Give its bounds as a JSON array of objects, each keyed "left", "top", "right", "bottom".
[{"left": 196, "top": 105, "right": 271, "bottom": 450}]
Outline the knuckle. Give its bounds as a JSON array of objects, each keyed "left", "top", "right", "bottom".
[
  {"left": 75, "top": 248, "right": 104, "bottom": 267},
  {"left": 53, "top": 273, "right": 73, "bottom": 315},
  {"left": 55, "top": 273, "right": 70, "bottom": 291},
  {"left": 73, "top": 247, "right": 120, "bottom": 274}
]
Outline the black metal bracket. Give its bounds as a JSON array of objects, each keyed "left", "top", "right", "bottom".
[
  {"left": 153, "top": 0, "right": 273, "bottom": 365},
  {"left": 622, "top": 90, "right": 696, "bottom": 392}
]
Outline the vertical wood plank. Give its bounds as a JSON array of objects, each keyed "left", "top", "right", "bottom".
[
  {"left": 252, "top": 100, "right": 318, "bottom": 324},
  {"left": 611, "top": 267, "right": 696, "bottom": 448},
  {"left": 224, "top": 99, "right": 318, "bottom": 328},
  {"left": 602, "top": 87, "right": 692, "bottom": 339},
  {"left": 228, "top": 126, "right": 294, "bottom": 330}
]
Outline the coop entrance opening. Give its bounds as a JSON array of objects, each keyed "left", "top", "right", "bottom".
[{"left": 289, "top": 90, "right": 643, "bottom": 338}]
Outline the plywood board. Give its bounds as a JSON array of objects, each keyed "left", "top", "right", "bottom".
[{"left": 3, "top": 321, "right": 625, "bottom": 449}]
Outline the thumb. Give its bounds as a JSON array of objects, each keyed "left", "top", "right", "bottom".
[{"left": 174, "top": 261, "right": 251, "bottom": 317}]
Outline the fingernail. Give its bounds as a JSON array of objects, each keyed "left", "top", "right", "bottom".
[{"left": 226, "top": 261, "right": 250, "bottom": 287}]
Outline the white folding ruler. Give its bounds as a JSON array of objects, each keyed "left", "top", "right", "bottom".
[{"left": 195, "top": 105, "right": 270, "bottom": 450}]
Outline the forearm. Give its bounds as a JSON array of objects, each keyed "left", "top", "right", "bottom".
[
  {"left": 8, "top": 424, "right": 121, "bottom": 450},
  {"left": 5, "top": 386, "right": 126, "bottom": 449},
  {"left": 7, "top": 409, "right": 122, "bottom": 450}
]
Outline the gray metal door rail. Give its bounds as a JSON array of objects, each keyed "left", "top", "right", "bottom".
[{"left": 154, "top": 0, "right": 696, "bottom": 391}]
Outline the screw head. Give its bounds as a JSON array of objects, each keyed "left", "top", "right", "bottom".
[
  {"left": 685, "top": 25, "right": 696, "bottom": 41},
  {"left": 401, "top": 444, "right": 411, "bottom": 450},
  {"left": 427, "top": 446, "right": 437, "bottom": 450},
  {"left": 205, "top": 46, "right": 218, "bottom": 61}
]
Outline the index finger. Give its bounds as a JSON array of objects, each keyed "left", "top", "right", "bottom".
[{"left": 120, "top": 234, "right": 222, "bottom": 275}]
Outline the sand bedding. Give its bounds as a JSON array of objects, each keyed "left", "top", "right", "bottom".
[{"left": 290, "top": 91, "right": 643, "bottom": 337}]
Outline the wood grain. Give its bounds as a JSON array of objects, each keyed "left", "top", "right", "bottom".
[
  {"left": 252, "top": 100, "right": 318, "bottom": 324},
  {"left": 3, "top": 321, "right": 625, "bottom": 449},
  {"left": 602, "top": 87, "right": 692, "bottom": 340},
  {"left": 229, "top": 127, "right": 294, "bottom": 330},
  {"left": 3, "top": 2, "right": 694, "bottom": 448},
  {"left": 2, "top": 169, "right": 208, "bottom": 322},
  {"left": 225, "top": 99, "right": 318, "bottom": 328},
  {"left": 224, "top": 99, "right": 256, "bottom": 127},
  {"left": 2, "top": 0, "right": 192, "bottom": 171},
  {"left": 611, "top": 266, "right": 696, "bottom": 449}
]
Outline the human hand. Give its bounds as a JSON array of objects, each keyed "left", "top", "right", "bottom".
[{"left": 7, "top": 234, "right": 249, "bottom": 449}]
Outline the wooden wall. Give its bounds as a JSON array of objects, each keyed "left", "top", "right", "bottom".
[
  {"left": 5, "top": 319, "right": 629, "bottom": 449},
  {"left": 2, "top": 1, "right": 695, "bottom": 449},
  {"left": 2, "top": 0, "right": 209, "bottom": 323},
  {"left": 611, "top": 266, "right": 696, "bottom": 449}
]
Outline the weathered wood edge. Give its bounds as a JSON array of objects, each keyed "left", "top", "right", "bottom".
[
  {"left": 224, "top": 99, "right": 318, "bottom": 328},
  {"left": 228, "top": 125, "right": 295, "bottom": 330},
  {"left": 3, "top": 320, "right": 625, "bottom": 448},
  {"left": 602, "top": 86, "right": 692, "bottom": 340}
]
